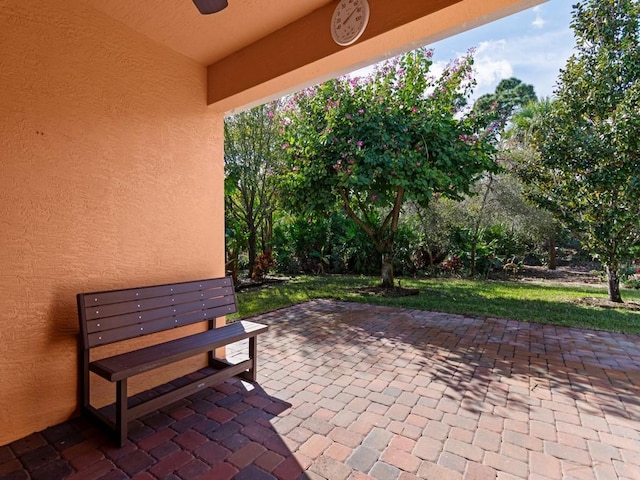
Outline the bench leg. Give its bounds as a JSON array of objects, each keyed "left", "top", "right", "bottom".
[
  {"left": 81, "top": 350, "right": 90, "bottom": 411},
  {"left": 115, "top": 379, "right": 128, "bottom": 447},
  {"left": 239, "top": 336, "right": 258, "bottom": 382}
]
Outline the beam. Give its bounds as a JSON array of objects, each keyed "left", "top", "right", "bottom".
[{"left": 208, "top": 0, "right": 546, "bottom": 113}]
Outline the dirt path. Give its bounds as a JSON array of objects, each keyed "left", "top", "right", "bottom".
[{"left": 514, "top": 265, "right": 604, "bottom": 288}]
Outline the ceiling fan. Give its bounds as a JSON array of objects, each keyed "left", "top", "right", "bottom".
[{"left": 192, "top": 0, "right": 228, "bottom": 14}]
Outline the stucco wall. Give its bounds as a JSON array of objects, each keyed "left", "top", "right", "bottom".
[{"left": 0, "top": 0, "right": 224, "bottom": 445}]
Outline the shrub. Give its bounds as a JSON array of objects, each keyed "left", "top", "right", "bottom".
[
  {"left": 251, "top": 252, "right": 275, "bottom": 280},
  {"left": 622, "top": 266, "right": 640, "bottom": 289}
]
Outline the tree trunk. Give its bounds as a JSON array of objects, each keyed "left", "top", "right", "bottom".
[
  {"left": 606, "top": 264, "right": 623, "bottom": 303},
  {"left": 470, "top": 236, "right": 477, "bottom": 277},
  {"left": 338, "top": 186, "right": 403, "bottom": 289},
  {"left": 381, "top": 252, "right": 394, "bottom": 288},
  {"left": 261, "top": 211, "right": 273, "bottom": 255},
  {"left": 548, "top": 233, "right": 557, "bottom": 270},
  {"left": 427, "top": 249, "right": 434, "bottom": 270},
  {"left": 247, "top": 227, "right": 257, "bottom": 278}
]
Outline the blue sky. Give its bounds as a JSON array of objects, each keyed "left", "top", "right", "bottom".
[{"left": 428, "top": 0, "right": 575, "bottom": 100}]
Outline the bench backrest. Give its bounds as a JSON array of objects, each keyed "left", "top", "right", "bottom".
[{"left": 78, "top": 277, "right": 237, "bottom": 349}]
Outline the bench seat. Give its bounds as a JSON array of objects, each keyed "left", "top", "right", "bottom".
[{"left": 90, "top": 320, "right": 267, "bottom": 381}]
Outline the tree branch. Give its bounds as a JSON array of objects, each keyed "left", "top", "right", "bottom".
[
  {"left": 381, "top": 187, "right": 405, "bottom": 233},
  {"left": 340, "top": 188, "right": 376, "bottom": 240}
]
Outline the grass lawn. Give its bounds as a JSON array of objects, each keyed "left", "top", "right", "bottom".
[{"left": 232, "top": 275, "right": 640, "bottom": 335}]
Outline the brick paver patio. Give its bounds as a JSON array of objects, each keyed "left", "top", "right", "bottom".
[{"left": 2, "top": 299, "right": 639, "bottom": 479}]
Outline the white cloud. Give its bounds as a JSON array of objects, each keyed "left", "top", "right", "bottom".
[
  {"left": 532, "top": 14, "right": 546, "bottom": 28},
  {"left": 532, "top": 6, "right": 546, "bottom": 28},
  {"left": 474, "top": 41, "right": 514, "bottom": 89},
  {"left": 442, "top": 29, "right": 575, "bottom": 100}
]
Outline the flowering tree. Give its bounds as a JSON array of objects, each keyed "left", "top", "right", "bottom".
[{"left": 281, "top": 49, "right": 498, "bottom": 287}]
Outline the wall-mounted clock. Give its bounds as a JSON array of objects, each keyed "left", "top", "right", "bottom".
[{"left": 330, "top": 0, "right": 370, "bottom": 47}]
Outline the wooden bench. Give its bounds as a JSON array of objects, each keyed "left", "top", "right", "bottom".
[{"left": 77, "top": 276, "right": 267, "bottom": 446}]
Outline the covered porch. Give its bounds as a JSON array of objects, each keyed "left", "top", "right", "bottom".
[
  {"left": 2, "top": 301, "right": 639, "bottom": 479},
  {"left": 1, "top": 0, "right": 549, "bottom": 447}
]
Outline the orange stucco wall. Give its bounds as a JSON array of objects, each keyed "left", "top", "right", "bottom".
[{"left": 0, "top": 0, "right": 224, "bottom": 445}]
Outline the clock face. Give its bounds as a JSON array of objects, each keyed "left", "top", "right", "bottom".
[{"left": 331, "top": 0, "right": 370, "bottom": 47}]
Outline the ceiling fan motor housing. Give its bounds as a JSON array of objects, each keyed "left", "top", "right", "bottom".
[{"left": 193, "top": 0, "right": 228, "bottom": 15}]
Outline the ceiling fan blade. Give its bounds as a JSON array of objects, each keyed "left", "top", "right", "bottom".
[{"left": 192, "top": 0, "right": 228, "bottom": 15}]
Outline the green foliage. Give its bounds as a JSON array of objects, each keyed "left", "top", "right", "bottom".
[
  {"left": 409, "top": 174, "right": 558, "bottom": 276},
  {"left": 514, "top": 0, "right": 640, "bottom": 302},
  {"left": 474, "top": 77, "right": 537, "bottom": 130},
  {"left": 225, "top": 101, "right": 283, "bottom": 274},
  {"left": 621, "top": 265, "right": 640, "bottom": 289},
  {"left": 272, "top": 212, "right": 379, "bottom": 275},
  {"left": 280, "top": 48, "right": 498, "bottom": 286},
  {"left": 505, "top": 98, "right": 554, "bottom": 147}
]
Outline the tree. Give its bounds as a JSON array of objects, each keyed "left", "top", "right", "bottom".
[
  {"left": 507, "top": 97, "right": 554, "bottom": 147},
  {"left": 466, "top": 77, "right": 536, "bottom": 275},
  {"left": 515, "top": 0, "right": 640, "bottom": 302},
  {"left": 281, "top": 49, "right": 497, "bottom": 287},
  {"left": 474, "top": 77, "right": 537, "bottom": 131},
  {"left": 224, "top": 102, "right": 283, "bottom": 277},
  {"left": 507, "top": 98, "right": 561, "bottom": 269}
]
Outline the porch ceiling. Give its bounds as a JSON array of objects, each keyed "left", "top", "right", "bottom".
[
  {"left": 81, "top": 0, "right": 333, "bottom": 67},
  {"left": 82, "top": 0, "right": 546, "bottom": 111}
]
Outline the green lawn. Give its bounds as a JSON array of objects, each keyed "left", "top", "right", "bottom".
[{"left": 232, "top": 275, "right": 640, "bottom": 335}]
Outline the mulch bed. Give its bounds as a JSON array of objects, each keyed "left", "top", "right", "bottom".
[
  {"left": 355, "top": 286, "right": 420, "bottom": 297},
  {"left": 574, "top": 297, "right": 640, "bottom": 311}
]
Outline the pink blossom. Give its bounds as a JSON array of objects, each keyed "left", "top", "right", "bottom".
[
  {"left": 282, "top": 143, "right": 290, "bottom": 150},
  {"left": 358, "top": 109, "right": 365, "bottom": 114},
  {"left": 346, "top": 113, "right": 352, "bottom": 119},
  {"left": 356, "top": 141, "right": 364, "bottom": 147},
  {"left": 371, "top": 194, "right": 377, "bottom": 201}
]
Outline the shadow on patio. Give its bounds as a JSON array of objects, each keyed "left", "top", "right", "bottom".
[{"left": 2, "top": 299, "right": 640, "bottom": 479}]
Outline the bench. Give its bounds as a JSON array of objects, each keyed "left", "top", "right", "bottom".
[{"left": 77, "top": 276, "right": 267, "bottom": 446}]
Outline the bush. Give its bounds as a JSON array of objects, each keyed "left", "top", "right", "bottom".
[
  {"left": 622, "top": 266, "right": 640, "bottom": 289},
  {"left": 272, "top": 212, "right": 379, "bottom": 275},
  {"left": 251, "top": 252, "right": 275, "bottom": 280}
]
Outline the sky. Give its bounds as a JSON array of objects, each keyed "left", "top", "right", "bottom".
[{"left": 427, "top": 0, "right": 576, "bottom": 101}]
